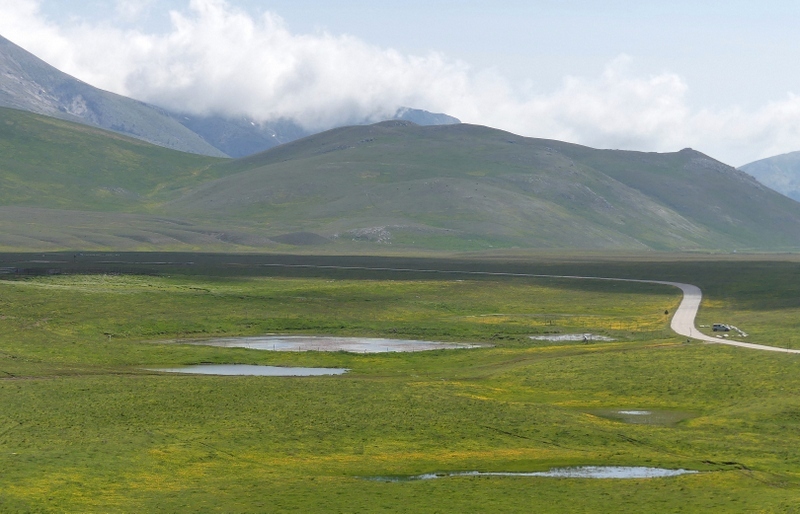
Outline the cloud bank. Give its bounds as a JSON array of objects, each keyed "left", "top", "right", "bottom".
[{"left": 1, "top": 0, "right": 799, "bottom": 165}]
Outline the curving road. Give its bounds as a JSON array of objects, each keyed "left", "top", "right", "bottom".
[
  {"left": 646, "top": 280, "right": 800, "bottom": 354},
  {"left": 256, "top": 263, "right": 800, "bottom": 354}
]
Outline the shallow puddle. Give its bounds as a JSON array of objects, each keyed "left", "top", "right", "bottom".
[
  {"left": 591, "top": 409, "right": 694, "bottom": 426},
  {"left": 368, "top": 466, "right": 698, "bottom": 481},
  {"left": 529, "top": 333, "right": 615, "bottom": 342},
  {"left": 145, "top": 364, "right": 348, "bottom": 376},
  {"left": 191, "top": 335, "right": 483, "bottom": 353}
]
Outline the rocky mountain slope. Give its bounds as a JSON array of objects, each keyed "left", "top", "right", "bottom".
[{"left": 0, "top": 34, "right": 227, "bottom": 157}]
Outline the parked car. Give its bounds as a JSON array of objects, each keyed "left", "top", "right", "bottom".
[{"left": 712, "top": 323, "right": 730, "bottom": 332}]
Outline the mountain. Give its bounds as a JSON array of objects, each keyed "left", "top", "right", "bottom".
[
  {"left": 171, "top": 114, "right": 309, "bottom": 159},
  {"left": 0, "top": 34, "right": 460, "bottom": 159},
  {"left": 171, "top": 108, "right": 459, "bottom": 159},
  {"left": 164, "top": 121, "right": 800, "bottom": 251},
  {"left": 1, "top": 107, "right": 797, "bottom": 252},
  {"left": 393, "top": 107, "right": 460, "bottom": 126},
  {"left": 0, "top": 34, "right": 227, "bottom": 157},
  {"left": 739, "top": 151, "right": 800, "bottom": 202}
]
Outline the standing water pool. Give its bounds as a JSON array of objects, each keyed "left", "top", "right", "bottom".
[
  {"left": 145, "top": 364, "right": 348, "bottom": 376},
  {"left": 188, "top": 335, "right": 484, "bottom": 353}
]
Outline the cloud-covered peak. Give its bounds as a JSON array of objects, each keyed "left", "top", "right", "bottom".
[{"left": 2, "top": 0, "right": 800, "bottom": 165}]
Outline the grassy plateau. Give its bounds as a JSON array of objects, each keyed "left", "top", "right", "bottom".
[{"left": 0, "top": 252, "right": 799, "bottom": 512}]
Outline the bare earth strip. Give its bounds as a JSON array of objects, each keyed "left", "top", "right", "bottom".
[{"left": 256, "top": 263, "right": 800, "bottom": 354}]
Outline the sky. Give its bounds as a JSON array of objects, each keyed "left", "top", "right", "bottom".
[{"left": 1, "top": 0, "right": 800, "bottom": 165}]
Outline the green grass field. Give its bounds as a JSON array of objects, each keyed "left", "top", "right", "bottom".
[{"left": 1, "top": 254, "right": 800, "bottom": 512}]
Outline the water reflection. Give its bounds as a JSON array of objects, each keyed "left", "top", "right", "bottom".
[
  {"left": 146, "top": 364, "right": 348, "bottom": 376},
  {"left": 191, "top": 335, "right": 483, "bottom": 353},
  {"left": 591, "top": 409, "right": 694, "bottom": 426},
  {"left": 368, "top": 466, "right": 698, "bottom": 481}
]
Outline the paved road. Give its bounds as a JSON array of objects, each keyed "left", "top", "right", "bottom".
[
  {"left": 647, "top": 280, "right": 800, "bottom": 354},
  {"left": 256, "top": 263, "right": 799, "bottom": 354}
]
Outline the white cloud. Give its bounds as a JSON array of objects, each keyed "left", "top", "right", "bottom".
[
  {"left": 115, "top": 0, "right": 155, "bottom": 22},
  {"left": 1, "top": 0, "right": 799, "bottom": 165},
  {"left": 470, "top": 56, "right": 693, "bottom": 151}
]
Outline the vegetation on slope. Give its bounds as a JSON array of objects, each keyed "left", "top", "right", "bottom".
[
  {"left": 170, "top": 122, "right": 800, "bottom": 251},
  {"left": 0, "top": 107, "right": 224, "bottom": 211}
]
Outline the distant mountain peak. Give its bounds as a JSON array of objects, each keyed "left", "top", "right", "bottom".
[
  {"left": 393, "top": 107, "right": 460, "bottom": 126},
  {"left": 740, "top": 150, "right": 800, "bottom": 202}
]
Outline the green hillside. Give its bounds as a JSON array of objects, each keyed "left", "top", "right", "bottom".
[
  {"left": 2, "top": 109, "right": 799, "bottom": 252},
  {"left": 0, "top": 108, "right": 225, "bottom": 211},
  {"left": 0, "top": 108, "right": 263, "bottom": 250},
  {"left": 167, "top": 121, "right": 800, "bottom": 251}
]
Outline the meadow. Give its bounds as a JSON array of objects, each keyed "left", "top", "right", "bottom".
[{"left": 1, "top": 253, "right": 800, "bottom": 512}]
